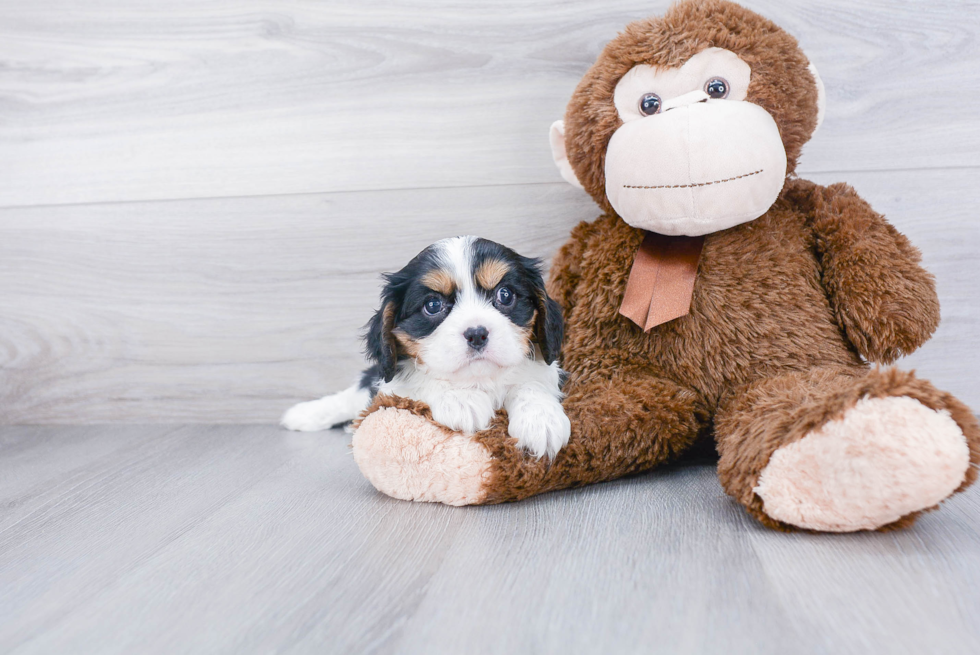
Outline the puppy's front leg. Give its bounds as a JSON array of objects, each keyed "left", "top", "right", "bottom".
[
  {"left": 281, "top": 383, "right": 372, "bottom": 432},
  {"left": 505, "top": 384, "right": 571, "bottom": 459},
  {"left": 427, "top": 386, "right": 497, "bottom": 435}
]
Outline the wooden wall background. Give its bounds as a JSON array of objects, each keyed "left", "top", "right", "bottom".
[{"left": 1, "top": 0, "right": 977, "bottom": 424}]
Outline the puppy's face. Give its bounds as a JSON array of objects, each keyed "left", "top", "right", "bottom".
[{"left": 366, "top": 236, "right": 563, "bottom": 382}]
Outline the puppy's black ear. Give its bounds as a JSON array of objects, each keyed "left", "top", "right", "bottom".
[
  {"left": 519, "top": 255, "right": 563, "bottom": 365},
  {"left": 364, "top": 300, "right": 398, "bottom": 383},
  {"left": 535, "top": 292, "right": 564, "bottom": 365}
]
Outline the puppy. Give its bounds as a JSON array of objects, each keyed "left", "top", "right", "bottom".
[{"left": 281, "top": 236, "right": 571, "bottom": 458}]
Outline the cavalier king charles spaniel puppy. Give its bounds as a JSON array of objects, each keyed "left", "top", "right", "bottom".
[{"left": 281, "top": 236, "right": 570, "bottom": 459}]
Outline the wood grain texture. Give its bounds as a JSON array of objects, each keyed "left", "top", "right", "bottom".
[
  {"left": 1, "top": 424, "right": 978, "bottom": 654},
  {"left": 2, "top": 4, "right": 978, "bottom": 651},
  {"left": 1, "top": 169, "right": 977, "bottom": 424},
  {"left": 1, "top": 0, "right": 978, "bottom": 422},
  {"left": 1, "top": 0, "right": 978, "bottom": 207},
  {"left": 0, "top": 183, "right": 594, "bottom": 423}
]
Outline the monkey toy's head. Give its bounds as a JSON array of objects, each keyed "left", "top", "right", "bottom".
[{"left": 550, "top": 0, "right": 825, "bottom": 237}]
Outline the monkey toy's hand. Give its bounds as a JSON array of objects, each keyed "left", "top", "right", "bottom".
[{"left": 806, "top": 181, "right": 941, "bottom": 363}]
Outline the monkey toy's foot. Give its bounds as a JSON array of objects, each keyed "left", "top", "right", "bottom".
[
  {"left": 756, "top": 396, "right": 970, "bottom": 531},
  {"left": 718, "top": 368, "right": 979, "bottom": 532},
  {"left": 351, "top": 396, "right": 493, "bottom": 506},
  {"left": 744, "top": 370, "right": 977, "bottom": 532}
]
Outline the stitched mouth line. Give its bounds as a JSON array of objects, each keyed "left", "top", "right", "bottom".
[{"left": 624, "top": 169, "right": 763, "bottom": 189}]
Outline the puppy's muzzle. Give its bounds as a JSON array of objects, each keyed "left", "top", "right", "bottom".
[{"left": 464, "top": 326, "right": 489, "bottom": 351}]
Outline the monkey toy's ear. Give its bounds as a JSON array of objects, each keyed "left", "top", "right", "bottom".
[
  {"left": 364, "top": 300, "right": 398, "bottom": 383},
  {"left": 549, "top": 120, "right": 585, "bottom": 189},
  {"left": 807, "top": 61, "right": 827, "bottom": 133}
]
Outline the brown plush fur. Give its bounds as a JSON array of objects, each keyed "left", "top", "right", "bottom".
[
  {"left": 357, "top": 0, "right": 979, "bottom": 529},
  {"left": 476, "top": 178, "right": 978, "bottom": 520},
  {"left": 355, "top": 393, "right": 436, "bottom": 430}
]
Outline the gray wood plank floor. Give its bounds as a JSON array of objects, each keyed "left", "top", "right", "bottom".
[{"left": 1, "top": 424, "right": 979, "bottom": 655}]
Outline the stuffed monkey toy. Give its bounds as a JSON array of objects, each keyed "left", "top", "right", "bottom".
[{"left": 351, "top": 0, "right": 979, "bottom": 531}]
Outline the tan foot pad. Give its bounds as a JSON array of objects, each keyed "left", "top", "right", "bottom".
[
  {"left": 352, "top": 407, "right": 491, "bottom": 506},
  {"left": 755, "top": 396, "right": 970, "bottom": 532}
]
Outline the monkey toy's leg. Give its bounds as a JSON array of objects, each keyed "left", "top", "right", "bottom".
[
  {"left": 351, "top": 370, "right": 709, "bottom": 506},
  {"left": 715, "top": 367, "right": 980, "bottom": 532}
]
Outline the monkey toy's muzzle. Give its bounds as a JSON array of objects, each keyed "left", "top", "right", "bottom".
[{"left": 604, "top": 97, "right": 787, "bottom": 237}]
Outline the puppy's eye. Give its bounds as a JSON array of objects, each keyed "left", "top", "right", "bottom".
[
  {"left": 423, "top": 298, "right": 444, "bottom": 316},
  {"left": 705, "top": 77, "right": 729, "bottom": 99},
  {"left": 495, "top": 286, "right": 515, "bottom": 307},
  {"left": 639, "top": 92, "right": 662, "bottom": 116}
]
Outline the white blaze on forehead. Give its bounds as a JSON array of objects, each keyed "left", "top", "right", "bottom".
[{"left": 433, "top": 235, "right": 477, "bottom": 297}]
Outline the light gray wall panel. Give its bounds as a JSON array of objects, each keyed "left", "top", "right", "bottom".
[
  {"left": 0, "top": 183, "right": 594, "bottom": 423},
  {"left": 0, "top": 170, "right": 976, "bottom": 424},
  {"left": 0, "top": 0, "right": 977, "bottom": 423},
  {"left": 1, "top": 0, "right": 977, "bottom": 207}
]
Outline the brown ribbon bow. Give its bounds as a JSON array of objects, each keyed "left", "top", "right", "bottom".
[{"left": 619, "top": 231, "right": 705, "bottom": 331}]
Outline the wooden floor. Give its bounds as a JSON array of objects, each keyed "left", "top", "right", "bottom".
[{"left": 2, "top": 424, "right": 979, "bottom": 655}]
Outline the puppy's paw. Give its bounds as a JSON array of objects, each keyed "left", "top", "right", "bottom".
[
  {"left": 281, "top": 398, "right": 342, "bottom": 431},
  {"left": 507, "top": 398, "right": 571, "bottom": 459},
  {"left": 281, "top": 386, "right": 369, "bottom": 432},
  {"left": 429, "top": 390, "right": 496, "bottom": 435}
]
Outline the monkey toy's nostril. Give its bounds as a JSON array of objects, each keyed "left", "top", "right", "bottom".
[{"left": 464, "top": 326, "right": 489, "bottom": 351}]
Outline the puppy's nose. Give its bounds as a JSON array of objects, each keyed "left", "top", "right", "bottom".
[{"left": 464, "top": 326, "right": 489, "bottom": 351}]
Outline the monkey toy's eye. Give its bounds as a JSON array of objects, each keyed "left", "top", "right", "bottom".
[
  {"left": 423, "top": 297, "right": 444, "bottom": 316},
  {"left": 495, "top": 286, "right": 515, "bottom": 307},
  {"left": 705, "top": 77, "right": 729, "bottom": 99},
  {"left": 638, "top": 92, "right": 662, "bottom": 116}
]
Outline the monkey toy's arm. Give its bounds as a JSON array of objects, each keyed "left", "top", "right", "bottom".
[
  {"left": 799, "top": 179, "right": 940, "bottom": 364},
  {"left": 546, "top": 219, "right": 599, "bottom": 315}
]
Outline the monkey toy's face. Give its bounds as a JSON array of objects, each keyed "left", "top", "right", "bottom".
[
  {"left": 550, "top": 12, "right": 825, "bottom": 238},
  {"left": 604, "top": 47, "right": 787, "bottom": 236}
]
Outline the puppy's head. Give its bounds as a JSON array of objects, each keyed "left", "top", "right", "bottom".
[{"left": 365, "top": 236, "right": 563, "bottom": 383}]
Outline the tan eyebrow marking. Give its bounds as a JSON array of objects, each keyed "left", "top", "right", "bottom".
[
  {"left": 421, "top": 269, "right": 455, "bottom": 296},
  {"left": 475, "top": 258, "right": 511, "bottom": 290}
]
